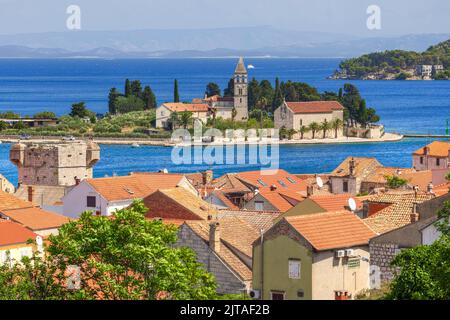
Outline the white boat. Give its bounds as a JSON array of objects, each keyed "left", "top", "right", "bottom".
[
  {"left": 247, "top": 64, "right": 255, "bottom": 69},
  {"left": 131, "top": 143, "right": 140, "bottom": 148}
]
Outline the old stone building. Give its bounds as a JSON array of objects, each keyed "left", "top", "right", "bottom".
[
  {"left": 10, "top": 140, "right": 100, "bottom": 209},
  {"left": 176, "top": 217, "right": 259, "bottom": 295},
  {"left": 412, "top": 141, "right": 450, "bottom": 171},
  {"left": 155, "top": 57, "right": 249, "bottom": 129},
  {"left": 274, "top": 101, "right": 344, "bottom": 139}
]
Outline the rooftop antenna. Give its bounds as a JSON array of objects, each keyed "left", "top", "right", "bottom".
[
  {"left": 36, "top": 235, "right": 43, "bottom": 253},
  {"left": 316, "top": 177, "right": 324, "bottom": 189},
  {"left": 348, "top": 198, "right": 357, "bottom": 212}
]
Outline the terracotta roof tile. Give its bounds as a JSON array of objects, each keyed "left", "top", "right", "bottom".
[
  {"left": 258, "top": 189, "right": 305, "bottom": 212},
  {"left": 363, "top": 190, "right": 436, "bottom": 234},
  {"left": 413, "top": 141, "right": 450, "bottom": 157},
  {"left": 1, "top": 207, "right": 70, "bottom": 231},
  {"left": 144, "top": 188, "right": 216, "bottom": 221},
  {"left": 0, "top": 220, "right": 38, "bottom": 247},
  {"left": 331, "top": 157, "right": 381, "bottom": 178},
  {"left": 285, "top": 101, "right": 344, "bottom": 114},
  {"left": 286, "top": 211, "right": 376, "bottom": 251},
  {"left": 161, "top": 103, "right": 209, "bottom": 113},
  {"left": 309, "top": 194, "right": 364, "bottom": 212},
  {"left": 86, "top": 173, "right": 186, "bottom": 201},
  {"left": 235, "top": 169, "right": 307, "bottom": 193},
  {"left": 218, "top": 210, "right": 281, "bottom": 231},
  {"left": 0, "top": 190, "right": 34, "bottom": 211},
  {"left": 209, "top": 190, "right": 240, "bottom": 210}
]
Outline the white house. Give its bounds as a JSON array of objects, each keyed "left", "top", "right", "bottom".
[{"left": 62, "top": 172, "right": 198, "bottom": 218}]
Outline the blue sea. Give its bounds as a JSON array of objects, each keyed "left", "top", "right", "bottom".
[{"left": 0, "top": 58, "right": 449, "bottom": 185}]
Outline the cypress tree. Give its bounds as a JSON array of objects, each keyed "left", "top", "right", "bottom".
[
  {"left": 174, "top": 79, "right": 180, "bottom": 102},
  {"left": 272, "top": 77, "right": 284, "bottom": 112},
  {"left": 124, "top": 79, "right": 132, "bottom": 97},
  {"left": 142, "top": 86, "right": 157, "bottom": 109},
  {"left": 108, "top": 88, "right": 120, "bottom": 114}
]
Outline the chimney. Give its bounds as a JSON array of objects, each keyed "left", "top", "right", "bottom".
[
  {"left": 349, "top": 158, "right": 355, "bottom": 176},
  {"left": 74, "top": 176, "right": 81, "bottom": 185},
  {"left": 410, "top": 202, "right": 419, "bottom": 223},
  {"left": 209, "top": 222, "right": 221, "bottom": 253},
  {"left": 307, "top": 185, "right": 314, "bottom": 197},
  {"left": 27, "top": 186, "right": 33, "bottom": 202},
  {"left": 202, "top": 170, "right": 213, "bottom": 185},
  {"left": 423, "top": 147, "right": 430, "bottom": 155},
  {"left": 427, "top": 183, "right": 433, "bottom": 194}
]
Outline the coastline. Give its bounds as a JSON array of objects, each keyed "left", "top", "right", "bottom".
[{"left": 0, "top": 132, "right": 404, "bottom": 147}]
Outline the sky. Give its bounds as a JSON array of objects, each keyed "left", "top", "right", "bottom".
[{"left": 0, "top": 0, "right": 449, "bottom": 36}]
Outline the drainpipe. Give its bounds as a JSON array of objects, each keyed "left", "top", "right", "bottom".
[{"left": 260, "top": 228, "right": 264, "bottom": 300}]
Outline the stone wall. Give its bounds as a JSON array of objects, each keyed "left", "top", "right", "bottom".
[
  {"left": 369, "top": 242, "right": 400, "bottom": 284},
  {"left": 176, "top": 224, "right": 248, "bottom": 294}
]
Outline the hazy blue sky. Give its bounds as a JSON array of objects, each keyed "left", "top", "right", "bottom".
[{"left": 0, "top": 0, "right": 448, "bottom": 36}]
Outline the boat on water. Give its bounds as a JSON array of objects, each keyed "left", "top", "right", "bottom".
[
  {"left": 131, "top": 143, "right": 140, "bottom": 148},
  {"left": 247, "top": 64, "right": 255, "bottom": 69}
]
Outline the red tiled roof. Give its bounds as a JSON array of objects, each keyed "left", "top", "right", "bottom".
[
  {"left": 236, "top": 169, "right": 307, "bottom": 193},
  {"left": 1, "top": 207, "right": 70, "bottom": 231},
  {"left": 309, "top": 194, "right": 364, "bottom": 212},
  {"left": 285, "top": 101, "right": 344, "bottom": 114},
  {"left": 0, "top": 190, "right": 34, "bottom": 211},
  {"left": 286, "top": 211, "right": 376, "bottom": 251},
  {"left": 161, "top": 103, "right": 209, "bottom": 112},
  {"left": 413, "top": 141, "right": 450, "bottom": 157},
  {"left": 0, "top": 220, "right": 38, "bottom": 247},
  {"left": 86, "top": 173, "right": 186, "bottom": 201}
]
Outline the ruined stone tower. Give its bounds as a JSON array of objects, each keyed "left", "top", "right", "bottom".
[
  {"left": 10, "top": 140, "right": 100, "bottom": 187},
  {"left": 233, "top": 57, "right": 248, "bottom": 120}
]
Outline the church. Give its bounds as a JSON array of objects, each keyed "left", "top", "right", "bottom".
[{"left": 155, "top": 57, "right": 249, "bottom": 129}]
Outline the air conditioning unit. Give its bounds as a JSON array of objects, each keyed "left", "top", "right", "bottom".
[
  {"left": 249, "top": 289, "right": 261, "bottom": 299},
  {"left": 335, "top": 250, "right": 345, "bottom": 258},
  {"left": 345, "top": 249, "right": 355, "bottom": 257}
]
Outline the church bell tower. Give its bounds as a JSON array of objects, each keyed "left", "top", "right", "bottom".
[{"left": 233, "top": 57, "right": 248, "bottom": 120}]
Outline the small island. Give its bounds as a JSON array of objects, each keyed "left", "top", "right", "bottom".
[{"left": 330, "top": 39, "right": 450, "bottom": 80}]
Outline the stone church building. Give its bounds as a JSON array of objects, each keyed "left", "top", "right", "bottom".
[{"left": 156, "top": 57, "right": 249, "bottom": 129}]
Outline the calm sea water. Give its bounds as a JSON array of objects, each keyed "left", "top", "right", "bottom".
[{"left": 0, "top": 58, "right": 449, "bottom": 185}]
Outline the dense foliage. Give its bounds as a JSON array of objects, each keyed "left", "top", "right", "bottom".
[
  {"left": 336, "top": 39, "right": 450, "bottom": 80},
  {"left": 0, "top": 201, "right": 218, "bottom": 300},
  {"left": 108, "top": 79, "right": 157, "bottom": 114}
]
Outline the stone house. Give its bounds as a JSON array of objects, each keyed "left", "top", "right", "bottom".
[
  {"left": 155, "top": 103, "right": 210, "bottom": 129},
  {"left": 252, "top": 211, "right": 376, "bottom": 300},
  {"left": 329, "top": 157, "right": 381, "bottom": 195},
  {"left": 368, "top": 192, "right": 450, "bottom": 284},
  {"left": 412, "top": 141, "right": 450, "bottom": 171},
  {"left": 274, "top": 101, "right": 344, "bottom": 139},
  {"left": 176, "top": 216, "right": 259, "bottom": 295}
]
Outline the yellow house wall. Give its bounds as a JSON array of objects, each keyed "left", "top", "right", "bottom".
[
  {"left": 311, "top": 246, "right": 371, "bottom": 300},
  {"left": 253, "top": 235, "right": 313, "bottom": 300},
  {"left": 0, "top": 243, "right": 36, "bottom": 265}
]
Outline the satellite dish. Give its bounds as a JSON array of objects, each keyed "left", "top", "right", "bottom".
[
  {"left": 162, "top": 168, "right": 169, "bottom": 174},
  {"left": 348, "top": 198, "right": 357, "bottom": 212},
  {"left": 254, "top": 188, "right": 260, "bottom": 195},
  {"left": 316, "top": 177, "right": 324, "bottom": 188}
]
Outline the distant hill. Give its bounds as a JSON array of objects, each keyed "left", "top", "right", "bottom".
[
  {"left": 0, "top": 28, "right": 449, "bottom": 59},
  {"left": 330, "top": 39, "right": 450, "bottom": 80}
]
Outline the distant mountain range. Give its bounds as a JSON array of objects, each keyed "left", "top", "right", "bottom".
[{"left": 0, "top": 27, "right": 449, "bottom": 58}]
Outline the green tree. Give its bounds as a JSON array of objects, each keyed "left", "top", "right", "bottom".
[
  {"left": 115, "top": 96, "right": 145, "bottom": 114},
  {"left": 205, "top": 83, "right": 221, "bottom": 97},
  {"left": 131, "top": 80, "right": 143, "bottom": 98},
  {"left": 179, "top": 111, "right": 193, "bottom": 129},
  {"left": 272, "top": 77, "right": 284, "bottom": 112},
  {"left": 308, "top": 122, "right": 320, "bottom": 139},
  {"left": 320, "top": 119, "right": 331, "bottom": 138},
  {"left": 247, "top": 78, "right": 260, "bottom": 110},
  {"left": 331, "top": 118, "right": 343, "bottom": 138},
  {"left": 385, "top": 175, "right": 408, "bottom": 189},
  {"left": 142, "top": 86, "right": 157, "bottom": 110},
  {"left": 69, "top": 102, "right": 91, "bottom": 118},
  {"left": 231, "top": 107, "right": 237, "bottom": 123},
  {"left": 169, "top": 111, "right": 180, "bottom": 130},
  {"left": 0, "top": 120, "right": 8, "bottom": 131},
  {"left": 124, "top": 79, "right": 132, "bottom": 97},
  {"left": 0, "top": 111, "right": 20, "bottom": 119},
  {"left": 33, "top": 111, "right": 56, "bottom": 119},
  {"left": 108, "top": 88, "right": 120, "bottom": 114},
  {"left": 298, "top": 125, "right": 310, "bottom": 139},
  {"left": 174, "top": 79, "right": 180, "bottom": 103},
  {"left": 223, "top": 78, "right": 234, "bottom": 97}
]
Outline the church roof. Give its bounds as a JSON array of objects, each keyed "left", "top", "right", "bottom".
[{"left": 234, "top": 57, "right": 247, "bottom": 74}]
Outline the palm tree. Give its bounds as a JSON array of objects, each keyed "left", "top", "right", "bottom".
[
  {"left": 331, "top": 118, "right": 343, "bottom": 138},
  {"left": 231, "top": 107, "right": 237, "bottom": 123},
  {"left": 298, "top": 125, "right": 310, "bottom": 140},
  {"left": 308, "top": 122, "right": 320, "bottom": 139},
  {"left": 320, "top": 119, "right": 331, "bottom": 139},
  {"left": 210, "top": 106, "right": 217, "bottom": 127},
  {"left": 287, "top": 129, "right": 297, "bottom": 140},
  {"left": 179, "top": 111, "right": 193, "bottom": 129},
  {"left": 169, "top": 111, "right": 179, "bottom": 130}
]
